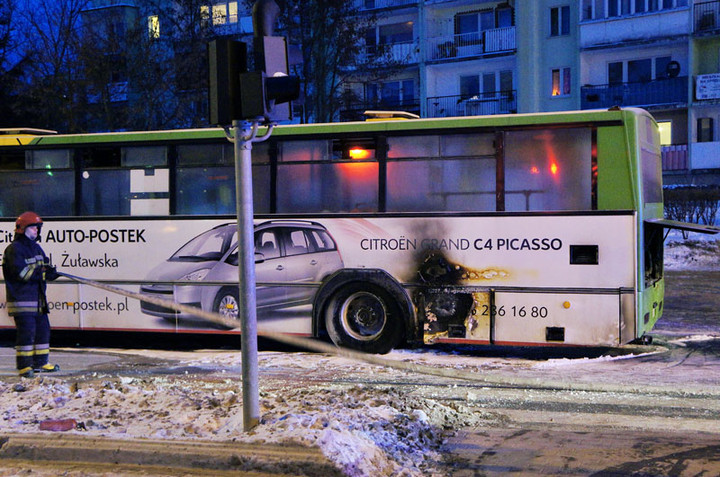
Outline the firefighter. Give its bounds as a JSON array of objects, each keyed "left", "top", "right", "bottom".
[{"left": 3, "top": 211, "right": 60, "bottom": 378}]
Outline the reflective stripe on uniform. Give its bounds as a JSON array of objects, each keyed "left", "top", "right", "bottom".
[
  {"left": 6, "top": 301, "right": 39, "bottom": 314},
  {"left": 16, "top": 345, "right": 34, "bottom": 357},
  {"left": 19, "top": 255, "right": 42, "bottom": 281}
]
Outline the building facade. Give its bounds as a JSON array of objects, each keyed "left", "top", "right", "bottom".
[
  {"left": 80, "top": 0, "right": 720, "bottom": 183},
  {"left": 344, "top": 0, "right": 720, "bottom": 184}
]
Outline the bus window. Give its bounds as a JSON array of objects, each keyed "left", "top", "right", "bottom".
[
  {"left": 80, "top": 146, "right": 171, "bottom": 216},
  {"left": 639, "top": 115, "right": 662, "bottom": 204},
  {"left": 122, "top": 146, "right": 168, "bottom": 167},
  {"left": 387, "top": 134, "right": 496, "bottom": 212},
  {"left": 1, "top": 148, "right": 75, "bottom": 216},
  {"left": 177, "top": 143, "right": 233, "bottom": 165},
  {"left": 277, "top": 139, "right": 378, "bottom": 213},
  {"left": 641, "top": 148, "right": 662, "bottom": 204},
  {"left": 504, "top": 128, "right": 591, "bottom": 211},
  {"left": 0, "top": 170, "right": 75, "bottom": 216},
  {"left": 78, "top": 147, "right": 127, "bottom": 215},
  {"left": 26, "top": 149, "right": 73, "bottom": 169},
  {"left": 278, "top": 140, "right": 330, "bottom": 161},
  {"left": 80, "top": 168, "right": 131, "bottom": 215},
  {"left": 175, "top": 142, "right": 270, "bottom": 214}
]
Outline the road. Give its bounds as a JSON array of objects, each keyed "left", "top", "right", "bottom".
[{"left": 0, "top": 270, "right": 718, "bottom": 475}]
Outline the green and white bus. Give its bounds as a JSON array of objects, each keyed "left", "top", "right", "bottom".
[{"left": 0, "top": 108, "right": 699, "bottom": 353}]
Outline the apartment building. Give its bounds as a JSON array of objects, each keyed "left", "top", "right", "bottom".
[
  {"left": 79, "top": 0, "right": 720, "bottom": 183},
  {"left": 347, "top": 0, "right": 720, "bottom": 184}
]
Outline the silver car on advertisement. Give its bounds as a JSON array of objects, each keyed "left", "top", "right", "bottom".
[{"left": 140, "top": 220, "right": 344, "bottom": 324}]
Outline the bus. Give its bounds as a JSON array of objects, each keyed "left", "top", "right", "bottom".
[{"left": 0, "top": 109, "right": 701, "bottom": 353}]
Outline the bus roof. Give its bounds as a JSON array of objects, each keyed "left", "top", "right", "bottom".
[
  {"left": 2, "top": 108, "right": 652, "bottom": 147},
  {"left": 0, "top": 128, "right": 58, "bottom": 146}
]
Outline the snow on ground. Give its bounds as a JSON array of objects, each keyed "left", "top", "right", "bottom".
[
  {"left": 664, "top": 231, "right": 720, "bottom": 270},
  {"left": 0, "top": 357, "right": 486, "bottom": 476},
  {"left": 0, "top": 236, "right": 717, "bottom": 476}
]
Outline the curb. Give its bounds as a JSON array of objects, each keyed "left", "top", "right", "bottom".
[{"left": 0, "top": 433, "right": 342, "bottom": 476}]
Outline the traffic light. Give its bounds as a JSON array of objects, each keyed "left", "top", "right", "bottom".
[
  {"left": 207, "top": 37, "right": 300, "bottom": 124},
  {"left": 208, "top": 39, "right": 247, "bottom": 126},
  {"left": 238, "top": 71, "right": 300, "bottom": 121},
  {"left": 250, "top": 35, "right": 299, "bottom": 122},
  {"left": 207, "top": 0, "right": 300, "bottom": 125}
]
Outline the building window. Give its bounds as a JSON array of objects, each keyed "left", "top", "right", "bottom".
[
  {"left": 209, "top": 2, "right": 238, "bottom": 26},
  {"left": 378, "top": 22, "right": 413, "bottom": 44},
  {"left": 461, "top": 71, "right": 514, "bottom": 98},
  {"left": 698, "top": 117, "right": 714, "bottom": 143},
  {"left": 655, "top": 56, "right": 672, "bottom": 78},
  {"left": 628, "top": 59, "right": 651, "bottom": 82},
  {"left": 608, "top": 57, "right": 673, "bottom": 84},
  {"left": 147, "top": 15, "right": 160, "bottom": 39},
  {"left": 608, "top": 62, "right": 623, "bottom": 85},
  {"left": 367, "top": 80, "right": 415, "bottom": 107},
  {"left": 460, "top": 75, "right": 480, "bottom": 99},
  {"left": 550, "top": 6, "right": 570, "bottom": 36},
  {"left": 455, "top": 7, "right": 513, "bottom": 35},
  {"left": 552, "top": 68, "right": 571, "bottom": 96},
  {"left": 582, "top": 0, "right": 686, "bottom": 20},
  {"left": 657, "top": 121, "right": 672, "bottom": 145}
]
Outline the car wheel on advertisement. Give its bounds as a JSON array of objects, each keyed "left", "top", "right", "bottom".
[
  {"left": 325, "top": 283, "right": 403, "bottom": 354},
  {"left": 213, "top": 287, "right": 239, "bottom": 321}
]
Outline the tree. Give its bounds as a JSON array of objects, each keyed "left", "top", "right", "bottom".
[
  {"left": 0, "top": 0, "right": 20, "bottom": 126},
  {"left": 14, "top": 0, "right": 90, "bottom": 132},
  {"left": 121, "top": 0, "right": 212, "bottom": 130},
  {"left": 246, "top": 0, "right": 381, "bottom": 123}
]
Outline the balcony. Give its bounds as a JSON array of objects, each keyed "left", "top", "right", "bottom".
[
  {"left": 691, "top": 141, "right": 720, "bottom": 169},
  {"left": 695, "top": 0, "right": 720, "bottom": 34},
  {"left": 581, "top": 76, "right": 688, "bottom": 109},
  {"left": 580, "top": 8, "right": 688, "bottom": 49},
  {"left": 356, "top": 0, "right": 418, "bottom": 10},
  {"left": 426, "top": 27, "right": 516, "bottom": 61},
  {"left": 426, "top": 92, "right": 517, "bottom": 118},
  {"left": 662, "top": 144, "right": 688, "bottom": 171},
  {"left": 358, "top": 40, "right": 420, "bottom": 65}
]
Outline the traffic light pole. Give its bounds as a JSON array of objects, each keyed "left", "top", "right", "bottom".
[{"left": 231, "top": 119, "right": 274, "bottom": 432}]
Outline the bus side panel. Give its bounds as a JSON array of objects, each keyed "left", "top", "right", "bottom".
[
  {"left": 493, "top": 292, "right": 627, "bottom": 346},
  {"left": 620, "top": 292, "right": 637, "bottom": 344},
  {"left": 0, "top": 214, "right": 640, "bottom": 347}
]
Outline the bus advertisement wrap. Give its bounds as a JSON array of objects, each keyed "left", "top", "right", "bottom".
[{"left": 0, "top": 214, "right": 636, "bottom": 346}]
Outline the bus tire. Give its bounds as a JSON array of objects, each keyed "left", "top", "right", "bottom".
[
  {"left": 324, "top": 282, "right": 403, "bottom": 354},
  {"left": 213, "top": 287, "right": 240, "bottom": 321}
]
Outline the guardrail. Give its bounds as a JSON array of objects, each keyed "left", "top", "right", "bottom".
[
  {"left": 426, "top": 92, "right": 517, "bottom": 118},
  {"left": 426, "top": 27, "right": 516, "bottom": 61},
  {"left": 581, "top": 76, "right": 688, "bottom": 109},
  {"left": 662, "top": 144, "right": 688, "bottom": 171}
]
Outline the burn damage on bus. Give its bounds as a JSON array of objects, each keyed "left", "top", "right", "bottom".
[{"left": 412, "top": 250, "right": 508, "bottom": 343}]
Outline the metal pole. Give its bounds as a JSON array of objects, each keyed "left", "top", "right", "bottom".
[{"left": 234, "top": 119, "right": 259, "bottom": 431}]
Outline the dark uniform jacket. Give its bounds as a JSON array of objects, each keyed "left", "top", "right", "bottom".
[{"left": 2, "top": 234, "right": 53, "bottom": 315}]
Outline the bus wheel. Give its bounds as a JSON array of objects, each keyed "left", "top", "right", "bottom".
[
  {"left": 325, "top": 283, "right": 403, "bottom": 354},
  {"left": 213, "top": 287, "right": 240, "bottom": 320}
]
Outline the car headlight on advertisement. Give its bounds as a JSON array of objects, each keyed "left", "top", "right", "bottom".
[{"left": 181, "top": 269, "right": 210, "bottom": 281}]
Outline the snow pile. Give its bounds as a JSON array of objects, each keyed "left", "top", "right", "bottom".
[
  {"left": 667, "top": 334, "right": 720, "bottom": 346},
  {"left": 0, "top": 372, "right": 483, "bottom": 476},
  {"left": 531, "top": 350, "right": 661, "bottom": 368},
  {"left": 664, "top": 236, "right": 720, "bottom": 270}
]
